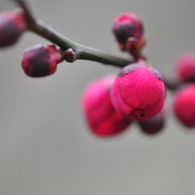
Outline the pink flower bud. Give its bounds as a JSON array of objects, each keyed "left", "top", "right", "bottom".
[
  {"left": 21, "top": 45, "right": 62, "bottom": 77},
  {"left": 112, "top": 13, "right": 144, "bottom": 51},
  {"left": 111, "top": 60, "right": 166, "bottom": 121},
  {"left": 139, "top": 109, "right": 165, "bottom": 135},
  {"left": 173, "top": 84, "right": 195, "bottom": 127},
  {"left": 81, "top": 76, "right": 131, "bottom": 137},
  {"left": 0, "top": 10, "right": 26, "bottom": 47},
  {"left": 174, "top": 53, "right": 195, "bottom": 82}
]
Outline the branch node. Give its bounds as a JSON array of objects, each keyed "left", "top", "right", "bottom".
[{"left": 64, "top": 48, "right": 77, "bottom": 63}]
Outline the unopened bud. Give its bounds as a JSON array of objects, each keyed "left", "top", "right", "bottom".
[
  {"left": 111, "top": 60, "right": 166, "bottom": 121},
  {"left": 0, "top": 10, "right": 26, "bottom": 47},
  {"left": 112, "top": 13, "right": 144, "bottom": 51},
  {"left": 173, "top": 84, "right": 195, "bottom": 127},
  {"left": 81, "top": 76, "right": 131, "bottom": 137},
  {"left": 174, "top": 53, "right": 195, "bottom": 82},
  {"left": 139, "top": 109, "right": 165, "bottom": 135},
  {"left": 21, "top": 44, "right": 61, "bottom": 77}
]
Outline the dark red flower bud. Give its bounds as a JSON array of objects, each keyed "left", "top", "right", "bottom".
[
  {"left": 21, "top": 45, "right": 62, "bottom": 77},
  {"left": 81, "top": 76, "right": 131, "bottom": 137},
  {"left": 139, "top": 109, "right": 165, "bottom": 135},
  {"left": 111, "top": 60, "right": 166, "bottom": 121},
  {"left": 0, "top": 10, "right": 26, "bottom": 47},
  {"left": 174, "top": 53, "right": 195, "bottom": 82},
  {"left": 173, "top": 84, "right": 195, "bottom": 127},
  {"left": 112, "top": 13, "right": 144, "bottom": 51}
]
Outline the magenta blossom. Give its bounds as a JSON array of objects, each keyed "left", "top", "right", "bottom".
[
  {"left": 111, "top": 60, "right": 166, "bottom": 122},
  {"left": 0, "top": 10, "right": 26, "bottom": 47},
  {"left": 81, "top": 76, "right": 131, "bottom": 137},
  {"left": 112, "top": 13, "right": 144, "bottom": 51},
  {"left": 22, "top": 45, "right": 62, "bottom": 77},
  {"left": 173, "top": 84, "right": 195, "bottom": 128}
]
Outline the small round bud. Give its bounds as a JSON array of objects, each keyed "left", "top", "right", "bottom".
[
  {"left": 174, "top": 53, "right": 195, "bottom": 82},
  {"left": 139, "top": 109, "right": 165, "bottom": 135},
  {"left": 112, "top": 13, "right": 144, "bottom": 51},
  {"left": 0, "top": 10, "right": 26, "bottom": 47},
  {"left": 81, "top": 76, "right": 131, "bottom": 137},
  {"left": 64, "top": 48, "right": 76, "bottom": 62},
  {"left": 111, "top": 60, "right": 166, "bottom": 122},
  {"left": 173, "top": 84, "right": 195, "bottom": 128},
  {"left": 21, "top": 45, "right": 60, "bottom": 77}
]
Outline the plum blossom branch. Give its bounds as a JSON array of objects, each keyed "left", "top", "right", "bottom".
[
  {"left": 10, "top": 0, "right": 177, "bottom": 89},
  {"left": 11, "top": 0, "right": 132, "bottom": 68}
]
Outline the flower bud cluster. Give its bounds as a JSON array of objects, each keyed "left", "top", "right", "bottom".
[
  {"left": 80, "top": 12, "right": 166, "bottom": 137},
  {"left": 81, "top": 60, "right": 166, "bottom": 137},
  {"left": 0, "top": 8, "right": 169, "bottom": 136},
  {"left": 0, "top": 9, "right": 65, "bottom": 78},
  {"left": 171, "top": 53, "right": 195, "bottom": 128}
]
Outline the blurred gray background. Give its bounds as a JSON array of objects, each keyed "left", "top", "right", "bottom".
[{"left": 1, "top": 0, "right": 195, "bottom": 195}]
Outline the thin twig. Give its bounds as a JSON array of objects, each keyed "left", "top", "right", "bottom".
[{"left": 11, "top": 0, "right": 132, "bottom": 68}]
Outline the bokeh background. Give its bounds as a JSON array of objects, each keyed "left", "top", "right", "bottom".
[{"left": 1, "top": 0, "right": 195, "bottom": 195}]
